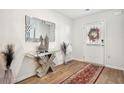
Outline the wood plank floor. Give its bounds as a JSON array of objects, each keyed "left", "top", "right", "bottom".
[
  {"left": 95, "top": 67, "right": 124, "bottom": 84},
  {"left": 18, "top": 60, "right": 124, "bottom": 84},
  {"left": 18, "top": 60, "right": 88, "bottom": 84}
]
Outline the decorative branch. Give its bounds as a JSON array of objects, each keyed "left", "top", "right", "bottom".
[
  {"left": 2, "top": 44, "right": 14, "bottom": 69},
  {"left": 61, "top": 42, "right": 69, "bottom": 65},
  {"left": 61, "top": 42, "right": 69, "bottom": 55}
]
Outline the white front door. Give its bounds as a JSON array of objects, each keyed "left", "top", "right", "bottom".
[{"left": 83, "top": 21, "right": 105, "bottom": 65}]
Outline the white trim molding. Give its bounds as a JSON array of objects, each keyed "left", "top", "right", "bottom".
[
  {"left": 105, "top": 64, "right": 124, "bottom": 71},
  {"left": 73, "top": 58, "right": 124, "bottom": 71}
]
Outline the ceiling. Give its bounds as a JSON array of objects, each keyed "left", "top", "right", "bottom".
[{"left": 54, "top": 9, "right": 104, "bottom": 19}]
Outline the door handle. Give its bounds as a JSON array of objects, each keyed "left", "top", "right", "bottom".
[
  {"left": 101, "top": 39, "right": 104, "bottom": 46},
  {"left": 108, "top": 56, "right": 111, "bottom": 59}
]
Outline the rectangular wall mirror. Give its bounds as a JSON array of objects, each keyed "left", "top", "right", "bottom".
[{"left": 25, "top": 15, "right": 55, "bottom": 42}]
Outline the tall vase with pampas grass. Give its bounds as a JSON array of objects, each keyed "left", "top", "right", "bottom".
[
  {"left": 2, "top": 44, "right": 14, "bottom": 84},
  {"left": 61, "top": 42, "right": 68, "bottom": 65}
]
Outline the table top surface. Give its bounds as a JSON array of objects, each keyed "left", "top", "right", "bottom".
[{"left": 25, "top": 49, "right": 60, "bottom": 58}]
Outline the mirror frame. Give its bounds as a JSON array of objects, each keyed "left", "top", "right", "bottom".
[{"left": 25, "top": 15, "right": 55, "bottom": 42}]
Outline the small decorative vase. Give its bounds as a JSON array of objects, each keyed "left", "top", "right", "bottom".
[
  {"left": 63, "top": 54, "right": 67, "bottom": 65},
  {"left": 3, "top": 68, "right": 13, "bottom": 84}
]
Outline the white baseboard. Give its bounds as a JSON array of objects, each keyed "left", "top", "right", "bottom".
[
  {"left": 73, "top": 58, "right": 124, "bottom": 71},
  {"left": 105, "top": 64, "right": 124, "bottom": 71},
  {"left": 72, "top": 58, "right": 84, "bottom": 62},
  {"left": 66, "top": 58, "right": 73, "bottom": 62},
  {"left": 15, "top": 72, "right": 36, "bottom": 83}
]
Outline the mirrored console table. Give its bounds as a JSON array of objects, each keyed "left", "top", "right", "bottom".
[{"left": 25, "top": 50, "right": 59, "bottom": 77}]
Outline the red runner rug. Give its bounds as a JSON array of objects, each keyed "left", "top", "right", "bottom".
[{"left": 61, "top": 64, "right": 104, "bottom": 84}]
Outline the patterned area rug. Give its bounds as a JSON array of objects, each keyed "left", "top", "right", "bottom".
[{"left": 61, "top": 64, "right": 104, "bottom": 84}]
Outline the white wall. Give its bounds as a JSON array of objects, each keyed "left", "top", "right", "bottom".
[
  {"left": 0, "top": 9, "right": 73, "bottom": 82},
  {"left": 72, "top": 9, "right": 124, "bottom": 70},
  {"left": 1, "top": 9, "right": 124, "bottom": 83}
]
